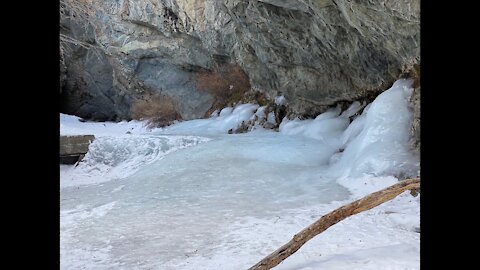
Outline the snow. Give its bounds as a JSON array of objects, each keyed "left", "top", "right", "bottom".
[
  {"left": 267, "top": 111, "right": 277, "bottom": 124},
  {"left": 255, "top": 106, "right": 266, "bottom": 118},
  {"left": 60, "top": 113, "right": 152, "bottom": 136},
  {"left": 275, "top": 95, "right": 287, "bottom": 106},
  {"left": 156, "top": 103, "right": 259, "bottom": 135},
  {"left": 61, "top": 79, "right": 420, "bottom": 269},
  {"left": 180, "top": 190, "right": 419, "bottom": 270}
]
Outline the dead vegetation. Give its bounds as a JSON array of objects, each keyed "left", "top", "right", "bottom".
[
  {"left": 131, "top": 94, "right": 181, "bottom": 128},
  {"left": 195, "top": 63, "right": 251, "bottom": 110}
]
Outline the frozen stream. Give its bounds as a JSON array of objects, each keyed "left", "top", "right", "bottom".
[
  {"left": 61, "top": 133, "right": 351, "bottom": 269},
  {"left": 61, "top": 79, "right": 419, "bottom": 269}
]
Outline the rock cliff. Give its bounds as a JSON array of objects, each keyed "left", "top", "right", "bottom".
[{"left": 60, "top": 0, "right": 420, "bottom": 122}]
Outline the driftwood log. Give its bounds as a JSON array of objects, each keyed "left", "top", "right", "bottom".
[{"left": 248, "top": 178, "right": 420, "bottom": 270}]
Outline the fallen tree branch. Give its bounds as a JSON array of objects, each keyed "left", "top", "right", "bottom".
[{"left": 248, "top": 178, "right": 420, "bottom": 270}]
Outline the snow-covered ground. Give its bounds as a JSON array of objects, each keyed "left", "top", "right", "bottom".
[{"left": 60, "top": 79, "right": 420, "bottom": 269}]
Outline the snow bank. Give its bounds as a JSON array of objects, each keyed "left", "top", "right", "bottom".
[
  {"left": 61, "top": 135, "right": 210, "bottom": 188},
  {"left": 280, "top": 79, "right": 419, "bottom": 180},
  {"left": 155, "top": 103, "right": 259, "bottom": 135},
  {"left": 60, "top": 113, "right": 153, "bottom": 136},
  {"left": 330, "top": 79, "right": 418, "bottom": 179}
]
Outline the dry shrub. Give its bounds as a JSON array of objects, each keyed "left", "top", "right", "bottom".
[
  {"left": 131, "top": 94, "right": 181, "bottom": 128},
  {"left": 410, "top": 64, "right": 420, "bottom": 88},
  {"left": 196, "top": 63, "right": 251, "bottom": 107}
]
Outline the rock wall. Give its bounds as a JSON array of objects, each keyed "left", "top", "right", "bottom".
[{"left": 60, "top": 0, "right": 420, "bottom": 121}]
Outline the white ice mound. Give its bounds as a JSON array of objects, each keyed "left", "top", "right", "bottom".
[
  {"left": 60, "top": 135, "right": 210, "bottom": 188},
  {"left": 156, "top": 103, "right": 259, "bottom": 135},
  {"left": 280, "top": 106, "right": 349, "bottom": 146},
  {"left": 329, "top": 79, "right": 419, "bottom": 178},
  {"left": 279, "top": 79, "right": 418, "bottom": 178}
]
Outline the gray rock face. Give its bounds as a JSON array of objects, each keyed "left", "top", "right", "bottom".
[
  {"left": 60, "top": 18, "right": 133, "bottom": 121},
  {"left": 61, "top": 0, "right": 419, "bottom": 120}
]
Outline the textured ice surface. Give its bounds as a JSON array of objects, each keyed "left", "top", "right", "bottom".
[
  {"left": 60, "top": 135, "right": 210, "bottom": 188},
  {"left": 61, "top": 133, "right": 351, "bottom": 269}
]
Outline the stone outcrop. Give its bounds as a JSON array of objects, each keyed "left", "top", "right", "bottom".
[
  {"left": 60, "top": 0, "right": 420, "bottom": 121},
  {"left": 60, "top": 135, "right": 95, "bottom": 156}
]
